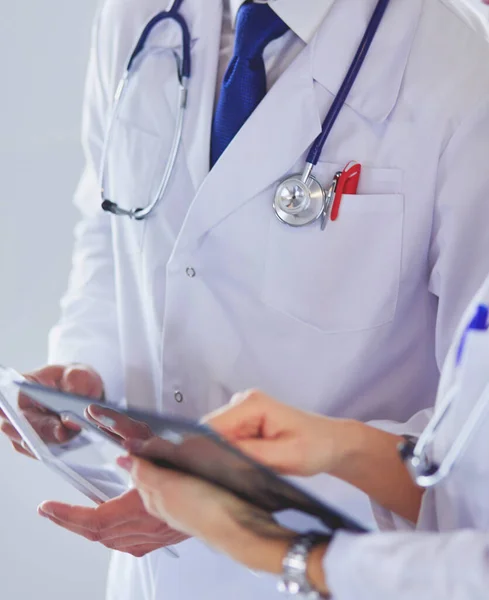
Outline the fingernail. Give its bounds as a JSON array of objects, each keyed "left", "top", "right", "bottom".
[
  {"left": 88, "top": 404, "right": 103, "bottom": 417},
  {"left": 117, "top": 456, "right": 134, "bottom": 472},
  {"left": 98, "top": 416, "right": 116, "bottom": 429},
  {"left": 55, "top": 425, "right": 66, "bottom": 442},
  {"left": 38, "top": 504, "right": 52, "bottom": 518}
]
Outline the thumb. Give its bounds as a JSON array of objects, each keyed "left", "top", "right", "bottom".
[
  {"left": 130, "top": 457, "right": 176, "bottom": 488},
  {"left": 60, "top": 365, "right": 104, "bottom": 399},
  {"left": 204, "top": 392, "right": 268, "bottom": 440}
]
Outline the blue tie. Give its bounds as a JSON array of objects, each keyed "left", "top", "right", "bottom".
[{"left": 210, "top": 2, "right": 289, "bottom": 167}]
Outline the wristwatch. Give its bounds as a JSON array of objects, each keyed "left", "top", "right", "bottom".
[{"left": 277, "top": 532, "right": 332, "bottom": 599}]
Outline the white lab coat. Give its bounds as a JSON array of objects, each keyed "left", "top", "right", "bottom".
[
  {"left": 48, "top": 0, "right": 489, "bottom": 599},
  {"left": 323, "top": 273, "right": 489, "bottom": 599}
]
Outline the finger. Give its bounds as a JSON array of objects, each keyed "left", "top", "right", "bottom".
[
  {"left": 0, "top": 420, "right": 23, "bottom": 444},
  {"left": 108, "top": 536, "right": 186, "bottom": 555},
  {"left": 59, "top": 416, "right": 82, "bottom": 433},
  {"left": 84, "top": 410, "right": 124, "bottom": 440},
  {"left": 26, "top": 366, "right": 64, "bottom": 389},
  {"left": 12, "top": 397, "right": 69, "bottom": 443},
  {"left": 235, "top": 438, "right": 295, "bottom": 473},
  {"left": 18, "top": 367, "right": 65, "bottom": 411},
  {"left": 40, "top": 490, "right": 147, "bottom": 531},
  {"left": 113, "top": 543, "right": 171, "bottom": 558},
  {"left": 128, "top": 457, "right": 183, "bottom": 491},
  {"left": 38, "top": 510, "right": 105, "bottom": 542},
  {"left": 81, "top": 413, "right": 125, "bottom": 444},
  {"left": 23, "top": 410, "right": 72, "bottom": 444},
  {"left": 107, "top": 536, "right": 174, "bottom": 551},
  {"left": 60, "top": 365, "right": 104, "bottom": 399},
  {"left": 39, "top": 511, "right": 164, "bottom": 557},
  {"left": 17, "top": 392, "right": 49, "bottom": 413},
  {"left": 87, "top": 405, "right": 152, "bottom": 441},
  {"left": 38, "top": 510, "right": 168, "bottom": 542},
  {"left": 203, "top": 390, "right": 268, "bottom": 440},
  {"left": 38, "top": 503, "right": 99, "bottom": 532},
  {"left": 12, "top": 440, "right": 36, "bottom": 459}
]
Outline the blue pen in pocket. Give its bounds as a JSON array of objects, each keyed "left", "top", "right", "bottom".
[{"left": 457, "top": 304, "right": 489, "bottom": 365}]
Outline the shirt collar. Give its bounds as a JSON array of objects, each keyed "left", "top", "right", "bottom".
[{"left": 229, "top": 0, "right": 335, "bottom": 43}]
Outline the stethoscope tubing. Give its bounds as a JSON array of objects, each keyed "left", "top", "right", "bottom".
[
  {"left": 100, "top": 0, "right": 392, "bottom": 224},
  {"left": 306, "top": 0, "right": 391, "bottom": 166},
  {"left": 100, "top": 1, "right": 192, "bottom": 219},
  {"left": 405, "top": 281, "right": 489, "bottom": 488}
]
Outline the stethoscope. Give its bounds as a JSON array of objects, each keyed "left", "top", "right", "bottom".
[
  {"left": 100, "top": 0, "right": 191, "bottom": 219},
  {"left": 399, "top": 284, "right": 489, "bottom": 488},
  {"left": 100, "top": 0, "right": 391, "bottom": 224}
]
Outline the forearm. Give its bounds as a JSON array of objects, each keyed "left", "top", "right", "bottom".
[{"left": 329, "top": 421, "right": 423, "bottom": 523}]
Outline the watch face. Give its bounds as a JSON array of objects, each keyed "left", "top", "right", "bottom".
[
  {"left": 279, "top": 535, "right": 328, "bottom": 598},
  {"left": 278, "top": 580, "right": 302, "bottom": 595},
  {"left": 278, "top": 579, "right": 321, "bottom": 599}
]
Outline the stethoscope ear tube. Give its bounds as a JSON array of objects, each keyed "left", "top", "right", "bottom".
[
  {"left": 100, "top": 7, "right": 191, "bottom": 220},
  {"left": 128, "top": 3, "right": 191, "bottom": 77}
]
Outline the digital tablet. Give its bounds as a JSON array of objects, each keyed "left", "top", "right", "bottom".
[
  {"left": 0, "top": 367, "right": 127, "bottom": 504},
  {"left": 17, "top": 380, "right": 369, "bottom": 534}
]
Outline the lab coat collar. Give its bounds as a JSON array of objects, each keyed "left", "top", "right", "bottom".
[
  {"left": 164, "top": 0, "right": 224, "bottom": 191},
  {"left": 174, "top": 0, "right": 422, "bottom": 248},
  {"left": 312, "top": 0, "right": 424, "bottom": 123},
  {"left": 176, "top": 38, "right": 323, "bottom": 249},
  {"left": 229, "top": 0, "right": 335, "bottom": 43}
]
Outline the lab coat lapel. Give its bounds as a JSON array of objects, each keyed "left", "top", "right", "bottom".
[
  {"left": 177, "top": 43, "right": 322, "bottom": 248},
  {"left": 312, "top": 0, "right": 424, "bottom": 123},
  {"left": 131, "top": 0, "right": 221, "bottom": 193},
  {"left": 177, "top": 0, "right": 223, "bottom": 191},
  {"left": 176, "top": 0, "right": 422, "bottom": 248}
]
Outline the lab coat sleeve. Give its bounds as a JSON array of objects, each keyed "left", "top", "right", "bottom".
[
  {"left": 47, "top": 7, "right": 123, "bottom": 403},
  {"left": 429, "top": 99, "right": 489, "bottom": 367},
  {"left": 364, "top": 102, "right": 489, "bottom": 529},
  {"left": 325, "top": 529, "right": 489, "bottom": 600}
]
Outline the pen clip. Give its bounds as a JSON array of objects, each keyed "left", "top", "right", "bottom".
[{"left": 321, "top": 172, "right": 341, "bottom": 231}]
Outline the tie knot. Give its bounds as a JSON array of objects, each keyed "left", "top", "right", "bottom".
[{"left": 234, "top": 2, "right": 289, "bottom": 60}]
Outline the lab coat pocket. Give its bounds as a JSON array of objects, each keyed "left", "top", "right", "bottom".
[
  {"left": 262, "top": 193, "right": 405, "bottom": 333},
  {"left": 106, "top": 122, "right": 163, "bottom": 254}
]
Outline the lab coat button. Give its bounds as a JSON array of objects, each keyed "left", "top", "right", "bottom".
[
  {"left": 174, "top": 391, "right": 184, "bottom": 403},
  {"left": 186, "top": 267, "right": 196, "bottom": 278}
]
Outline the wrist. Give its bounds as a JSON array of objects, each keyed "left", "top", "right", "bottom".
[
  {"left": 231, "top": 532, "right": 291, "bottom": 573},
  {"left": 326, "top": 419, "right": 370, "bottom": 479},
  {"left": 307, "top": 543, "right": 330, "bottom": 597},
  {"left": 279, "top": 533, "right": 331, "bottom": 598}
]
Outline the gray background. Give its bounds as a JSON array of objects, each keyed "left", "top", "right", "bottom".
[
  {"left": 0, "top": 1, "right": 109, "bottom": 599},
  {"left": 0, "top": 1, "right": 487, "bottom": 599}
]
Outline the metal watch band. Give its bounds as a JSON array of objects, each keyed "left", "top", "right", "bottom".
[{"left": 277, "top": 532, "right": 332, "bottom": 599}]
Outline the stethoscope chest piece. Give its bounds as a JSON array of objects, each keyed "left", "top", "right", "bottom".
[{"left": 274, "top": 173, "right": 325, "bottom": 227}]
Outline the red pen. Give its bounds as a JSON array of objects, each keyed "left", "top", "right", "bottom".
[{"left": 330, "top": 161, "right": 362, "bottom": 222}]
